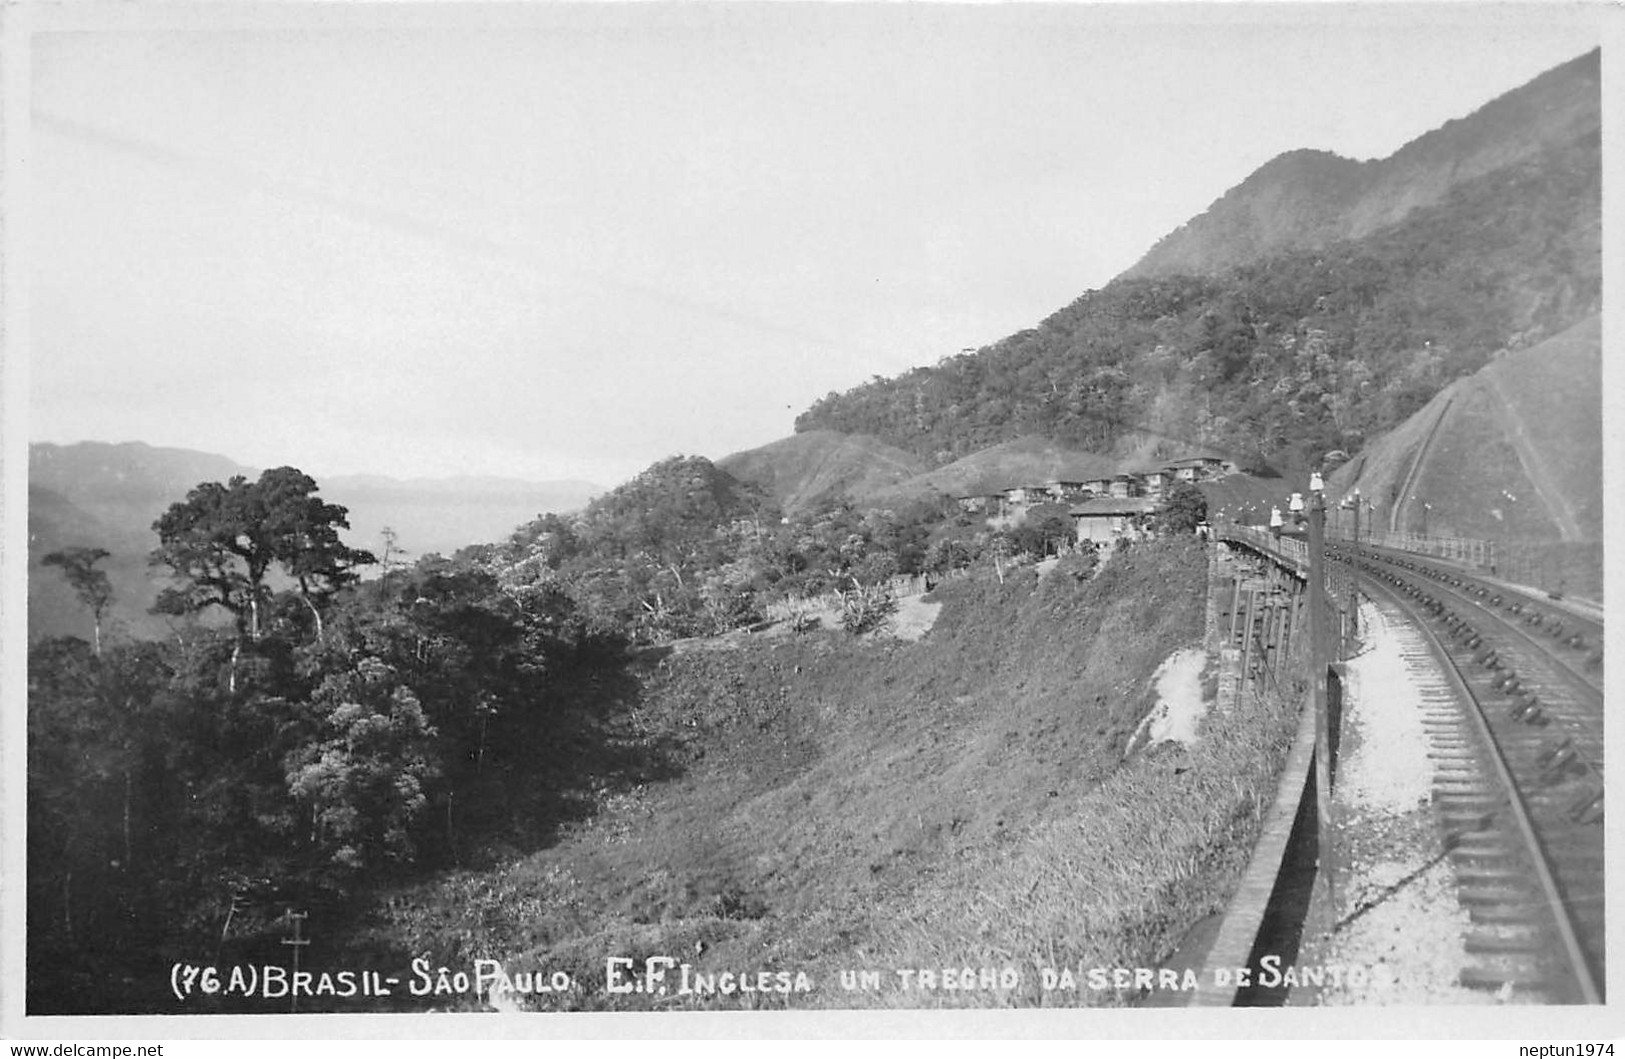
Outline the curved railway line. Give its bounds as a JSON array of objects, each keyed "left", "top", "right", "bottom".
[{"left": 1334, "top": 542, "right": 1605, "bottom": 1003}]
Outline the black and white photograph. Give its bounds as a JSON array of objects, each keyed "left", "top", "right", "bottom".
[{"left": 2, "top": 0, "right": 1618, "bottom": 1043}]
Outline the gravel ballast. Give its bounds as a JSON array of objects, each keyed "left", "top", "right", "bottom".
[{"left": 1294, "top": 599, "right": 1507, "bottom": 1006}]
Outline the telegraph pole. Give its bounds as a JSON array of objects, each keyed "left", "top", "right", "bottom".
[{"left": 282, "top": 909, "right": 309, "bottom": 1014}]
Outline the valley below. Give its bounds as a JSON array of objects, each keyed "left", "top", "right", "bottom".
[{"left": 315, "top": 539, "right": 1299, "bottom": 1012}]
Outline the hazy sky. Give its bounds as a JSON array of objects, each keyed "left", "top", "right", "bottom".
[{"left": 24, "top": 4, "right": 1603, "bottom": 487}]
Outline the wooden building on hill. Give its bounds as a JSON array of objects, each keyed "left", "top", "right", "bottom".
[
  {"left": 1070, "top": 497, "right": 1160, "bottom": 544},
  {"left": 1139, "top": 467, "right": 1171, "bottom": 499},
  {"left": 1109, "top": 472, "right": 1147, "bottom": 499},
  {"left": 1043, "top": 479, "right": 1090, "bottom": 503},
  {"left": 1165, "top": 454, "right": 1238, "bottom": 482}
]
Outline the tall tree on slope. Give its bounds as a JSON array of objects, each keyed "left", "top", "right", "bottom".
[
  {"left": 151, "top": 468, "right": 375, "bottom": 687},
  {"left": 42, "top": 546, "right": 114, "bottom": 656}
]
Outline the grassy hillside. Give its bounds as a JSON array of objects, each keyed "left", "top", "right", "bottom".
[
  {"left": 716, "top": 429, "right": 926, "bottom": 515},
  {"left": 1329, "top": 315, "right": 1601, "bottom": 596},
  {"left": 719, "top": 430, "right": 1295, "bottom": 523},
  {"left": 875, "top": 435, "right": 1119, "bottom": 502},
  {"left": 336, "top": 539, "right": 1299, "bottom": 1010},
  {"left": 1473, "top": 315, "right": 1602, "bottom": 539},
  {"left": 1330, "top": 315, "right": 1600, "bottom": 539}
]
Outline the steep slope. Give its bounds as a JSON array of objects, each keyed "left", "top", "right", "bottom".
[
  {"left": 1327, "top": 315, "right": 1601, "bottom": 595},
  {"left": 716, "top": 430, "right": 926, "bottom": 514},
  {"left": 797, "top": 123, "right": 1599, "bottom": 473},
  {"left": 876, "top": 436, "right": 1119, "bottom": 502},
  {"left": 342, "top": 542, "right": 1298, "bottom": 1011},
  {"left": 1124, "top": 48, "right": 1599, "bottom": 279}
]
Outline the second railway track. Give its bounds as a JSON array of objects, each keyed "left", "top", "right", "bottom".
[{"left": 1341, "top": 546, "right": 1605, "bottom": 1003}]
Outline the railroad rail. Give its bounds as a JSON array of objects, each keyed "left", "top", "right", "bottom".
[
  {"left": 1342, "top": 542, "right": 1604, "bottom": 1003},
  {"left": 1216, "top": 523, "right": 1605, "bottom": 1004}
]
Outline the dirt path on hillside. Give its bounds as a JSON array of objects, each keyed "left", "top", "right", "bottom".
[
  {"left": 886, "top": 594, "right": 942, "bottom": 641},
  {"left": 1480, "top": 370, "right": 1583, "bottom": 541}
]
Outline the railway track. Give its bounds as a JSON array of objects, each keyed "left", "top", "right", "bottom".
[{"left": 1340, "top": 544, "right": 1605, "bottom": 1003}]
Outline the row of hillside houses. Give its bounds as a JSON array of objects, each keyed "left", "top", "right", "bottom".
[{"left": 955, "top": 453, "right": 1238, "bottom": 518}]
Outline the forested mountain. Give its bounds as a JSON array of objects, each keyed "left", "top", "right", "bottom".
[
  {"left": 795, "top": 50, "right": 1600, "bottom": 475},
  {"left": 1123, "top": 48, "right": 1600, "bottom": 279}
]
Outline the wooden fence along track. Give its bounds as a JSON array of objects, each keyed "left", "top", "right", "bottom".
[{"left": 1338, "top": 544, "right": 1604, "bottom": 1003}]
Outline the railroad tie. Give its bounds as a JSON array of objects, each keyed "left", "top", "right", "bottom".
[
  {"left": 1463, "top": 929, "right": 1544, "bottom": 955},
  {"left": 1535, "top": 737, "right": 1575, "bottom": 771},
  {"left": 1436, "top": 791, "right": 1504, "bottom": 809},
  {"left": 1458, "top": 965, "right": 1547, "bottom": 995},
  {"left": 1447, "top": 842, "right": 1513, "bottom": 864},
  {"left": 1463, "top": 902, "right": 1543, "bottom": 925},
  {"left": 1439, "top": 809, "right": 1498, "bottom": 831},
  {"left": 1453, "top": 864, "right": 1528, "bottom": 883},
  {"left": 1567, "top": 788, "right": 1604, "bottom": 825}
]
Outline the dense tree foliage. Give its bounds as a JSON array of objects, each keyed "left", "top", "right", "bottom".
[
  {"left": 1157, "top": 483, "right": 1209, "bottom": 535},
  {"left": 796, "top": 133, "right": 1600, "bottom": 472},
  {"left": 27, "top": 469, "right": 634, "bottom": 1013},
  {"left": 494, "top": 456, "right": 975, "bottom": 643},
  {"left": 150, "top": 467, "right": 375, "bottom": 648},
  {"left": 30, "top": 445, "right": 1204, "bottom": 1012}
]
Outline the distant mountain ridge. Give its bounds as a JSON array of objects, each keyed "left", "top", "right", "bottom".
[
  {"left": 1123, "top": 49, "right": 1600, "bottom": 279},
  {"left": 27, "top": 440, "right": 602, "bottom": 642},
  {"left": 793, "top": 49, "right": 1600, "bottom": 476}
]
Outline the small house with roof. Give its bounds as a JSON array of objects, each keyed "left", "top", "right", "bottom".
[
  {"left": 1109, "top": 472, "right": 1147, "bottom": 499},
  {"left": 1165, "top": 454, "right": 1238, "bottom": 482},
  {"left": 1070, "top": 497, "right": 1160, "bottom": 544},
  {"left": 1165, "top": 458, "right": 1204, "bottom": 483},
  {"left": 1002, "top": 485, "right": 1045, "bottom": 511}
]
